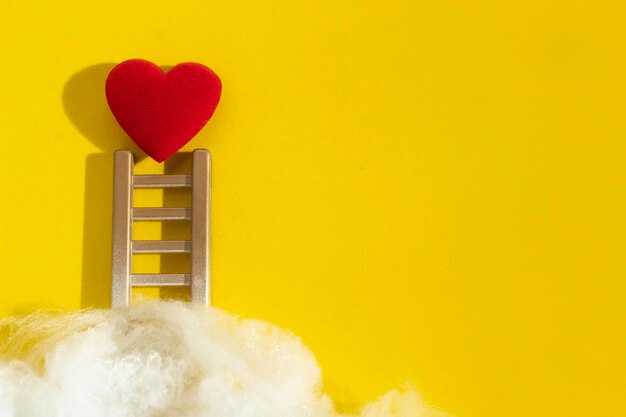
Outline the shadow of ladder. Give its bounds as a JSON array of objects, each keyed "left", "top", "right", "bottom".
[{"left": 111, "top": 149, "right": 211, "bottom": 307}]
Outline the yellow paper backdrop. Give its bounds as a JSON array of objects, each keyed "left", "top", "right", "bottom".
[{"left": 0, "top": 2, "right": 625, "bottom": 417}]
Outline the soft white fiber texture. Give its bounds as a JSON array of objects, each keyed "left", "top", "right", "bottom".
[{"left": 0, "top": 302, "right": 446, "bottom": 417}]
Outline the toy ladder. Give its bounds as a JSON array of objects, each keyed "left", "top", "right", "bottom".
[{"left": 111, "top": 149, "right": 211, "bottom": 307}]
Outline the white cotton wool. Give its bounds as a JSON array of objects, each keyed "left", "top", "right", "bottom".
[{"left": 0, "top": 302, "right": 446, "bottom": 417}]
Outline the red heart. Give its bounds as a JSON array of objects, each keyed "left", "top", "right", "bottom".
[{"left": 105, "top": 59, "right": 222, "bottom": 162}]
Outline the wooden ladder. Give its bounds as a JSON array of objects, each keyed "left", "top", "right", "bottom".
[{"left": 111, "top": 149, "right": 211, "bottom": 307}]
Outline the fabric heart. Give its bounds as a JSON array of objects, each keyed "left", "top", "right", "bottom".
[{"left": 105, "top": 59, "right": 222, "bottom": 162}]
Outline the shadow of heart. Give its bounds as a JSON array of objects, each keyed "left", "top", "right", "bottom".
[{"left": 62, "top": 63, "right": 145, "bottom": 160}]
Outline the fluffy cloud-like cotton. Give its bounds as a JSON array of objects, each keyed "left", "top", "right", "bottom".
[{"left": 0, "top": 302, "right": 446, "bottom": 417}]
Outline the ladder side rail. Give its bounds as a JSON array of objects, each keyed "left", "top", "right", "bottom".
[
  {"left": 111, "top": 150, "right": 134, "bottom": 307},
  {"left": 191, "top": 149, "right": 211, "bottom": 305}
]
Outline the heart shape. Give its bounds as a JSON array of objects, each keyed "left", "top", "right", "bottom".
[{"left": 105, "top": 59, "right": 222, "bottom": 162}]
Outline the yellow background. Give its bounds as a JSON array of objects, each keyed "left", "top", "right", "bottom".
[{"left": 0, "top": 2, "right": 625, "bottom": 416}]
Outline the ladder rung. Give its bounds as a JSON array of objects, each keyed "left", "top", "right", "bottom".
[
  {"left": 132, "top": 207, "right": 191, "bottom": 221},
  {"left": 133, "top": 175, "right": 192, "bottom": 188},
  {"left": 131, "top": 273, "right": 191, "bottom": 287},
  {"left": 132, "top": 240, "right": 191, "bottom": 254}
]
